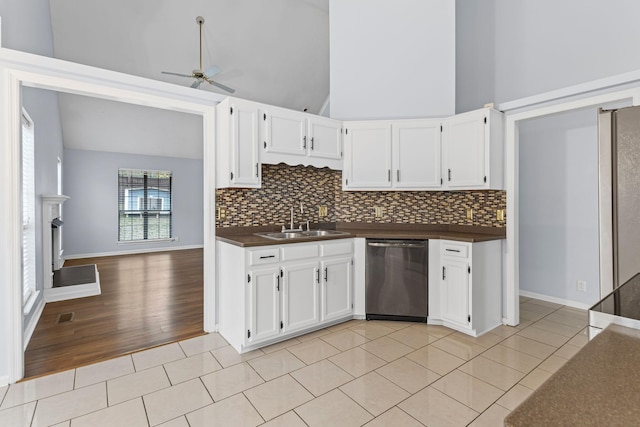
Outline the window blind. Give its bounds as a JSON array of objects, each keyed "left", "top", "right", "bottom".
[
  {"left": 22, "top": 110, "right": 36, "bottom": 302},
  {"left": 118, "top": 169, "right": 172, "bottom": 241}
]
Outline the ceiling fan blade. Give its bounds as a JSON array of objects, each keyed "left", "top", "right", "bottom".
[
  {"left": 204, "top": 65, "right": 221, "bottom": 78},
  {"left": 191, "top": 79, "right": 202, "bottom": 89},
  {"left": 206, "top": 79, "right": 236, "bottom": 94},
  {"left": 161, "top": 71, "right": 194, "bottom": 78}
]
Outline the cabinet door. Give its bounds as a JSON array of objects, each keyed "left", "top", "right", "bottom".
[
  {"left": 443, "top": 112, "right": 486, "bottom": 188},
  {"left": 393, "top": 121, "right": 441, "bottom": 189},
  {"left": 307, "top": 116, "right": 342, "bottom": 160},
  {"left": 442, "top": 258, "right": 470, "bottom": 327},
  {"left": 344, "top": 122, "right": 392, "bottom": 189},
  {"left": 262, "top": 107, "right": 306, "bottom": 156},
  {"left": 321, "top": 257, "right": 353, "bottom": 322},
  {"left": 230, "top": 100, "right": 260, "bottom": 187},
  {"left": 248, "top": 267, "right": 281, "bottom": 344},
  {"left": 281, "top": 262, "right": 319, "bottom": 334}
]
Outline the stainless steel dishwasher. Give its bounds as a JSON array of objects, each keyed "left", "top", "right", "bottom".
[{"left": 366, "top": 239, "right": 428, "bottom": 322}]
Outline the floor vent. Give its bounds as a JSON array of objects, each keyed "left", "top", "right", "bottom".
[{"left": 57, "top": 312, "right": 74, "bottom": 323}]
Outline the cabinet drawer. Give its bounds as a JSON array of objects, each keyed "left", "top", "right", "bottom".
[
  {"left": 441, "top": 242, "right": 469, "bottom": 258},
  {"left": 320, "top": 240, "right": 353, "bottom": 257},
  {"left": 281, "top": 243, "right": 319, "bottom": 261},
  {"left": 248, "top": 248, "right": 280, "bottom": 266}
]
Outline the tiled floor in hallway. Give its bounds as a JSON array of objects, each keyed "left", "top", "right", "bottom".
[{"left": 0, "top": 297, "right": 589, "bottom": 426}]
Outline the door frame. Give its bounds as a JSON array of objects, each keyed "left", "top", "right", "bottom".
[
  {"left": 500, "top": 79, "right": 640, "bottom": 326},
  {"left": 0, "top": 47, "right": 222, "bottom": 384}
]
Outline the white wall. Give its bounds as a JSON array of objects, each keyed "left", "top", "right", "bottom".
[
  {"left": 493, "top": 0, "right": 640, "bottom": 105},
  {"left": 63, "top": 149, "right": 204, "bottom": 257},
  {"left": 329, "top": 0, "right": 455, "bottom": 120},
  {"left": 518, "top": 110, "right": 601, "bottom": 306},
  {"left": 455, "top": 0, "right": 494, "bottom": 113}
]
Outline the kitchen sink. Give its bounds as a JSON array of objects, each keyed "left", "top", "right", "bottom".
[{"left": 255, "top": 230, "right": 350, "bottom": 240}]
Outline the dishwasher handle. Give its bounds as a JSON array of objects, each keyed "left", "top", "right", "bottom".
[{"left": 367, "top": 241, "right": 426, "bottom": 248}]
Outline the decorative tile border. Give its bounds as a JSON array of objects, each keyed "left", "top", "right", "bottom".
[{"left": 216, "top": 164, "right": 506, "bottom": 228}]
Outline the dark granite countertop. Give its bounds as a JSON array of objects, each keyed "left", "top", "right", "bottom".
[
  {"left": 504, "top": 324, "right": 640, "bottom": 427},
  {"left": 216, "top": 223, "right": 506, "bottom": 247}
]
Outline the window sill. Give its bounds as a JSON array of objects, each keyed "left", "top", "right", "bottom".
[
  {"left": 23, "top": 290, "right": 40, "bottom": 316},
  {"left": 117, "top": 238, "right": 176, "bottom": 245}
]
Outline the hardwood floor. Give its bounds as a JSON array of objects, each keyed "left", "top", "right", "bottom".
[{"left": 24, "top": 249, "right": 204, "bottom": 379}]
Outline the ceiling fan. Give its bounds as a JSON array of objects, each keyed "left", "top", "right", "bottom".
[{"left": 162, "top": 16, "right": 235, "bottom": 93}]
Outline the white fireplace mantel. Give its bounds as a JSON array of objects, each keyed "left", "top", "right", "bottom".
[{"left": 42, "top": 194, "right": 69, "bottom": 290}]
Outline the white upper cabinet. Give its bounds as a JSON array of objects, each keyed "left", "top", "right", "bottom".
[
  {"left": 343, "top": 121, "right": 392, "bottom": 189},
  {"left": 306, "top": 116, "right": 343, "bottom": 160},
  {"left": 216, "top": 97, "right": 261, "bottom": 188},
  {"left": 392, "top": 120, "right": 442, "bottom": 189},
  {"left": 343, "top": 119, "right": 442, "bottom": 191},
  {"left": 441, "top": 108, "right": 503, "bottom": 190},
  {"left": 262, "top": 106, "right": 307, "bottom": 156},
  {"left": 261, "top": 105, "right": 343, "bottom": 170}
]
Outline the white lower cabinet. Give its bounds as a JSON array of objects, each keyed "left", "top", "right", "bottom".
[
  {"left": 442, "top": 257, "right": 470, "bottom": 327},
  {"left": 281, "top": 262, "right": 319, "bottom": 334},
  {"left": 218, "top": 239, "right": 354, "bottom": 353},
  {"left": 247, "top": 266, "right": 280, "bottom": 343},
  {"left": 321, "top": 257, "right": 353, "bottom": 322},
  {"left": 434, "top": 239, "right": 502, "bottom": 337}
]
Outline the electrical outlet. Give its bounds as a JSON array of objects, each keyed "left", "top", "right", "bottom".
[
  {"left": 466, "top": 208, "right": 473, "bottom": 220},
  {"left": 217, "top": 207, "right": 227, "bottom": 220},
  {"left": 577, "top": 280, "right": 587, "bottom": 292},
  {"left": 496, "top": 209, "right": 505, "bottom": 221},
  {"left": 374, "top": 206, "right": 384, "bottom": 218},
  {"left": 318, "top": 205, "right": 328, "bottom": 217}
]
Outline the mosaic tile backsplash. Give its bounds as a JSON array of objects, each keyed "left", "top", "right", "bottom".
[{"left": 216, "top": 164, "right": 506, "bottom": 228}]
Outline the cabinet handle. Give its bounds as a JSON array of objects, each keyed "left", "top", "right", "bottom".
[
  {"left": 445, "top": 249, "right": 460, "bottom": 253},
  {"left": 303, "top": 135, "right": 307, "bottom": 150},
  {"left": 324, "top": 267, "right": 328, "bottom": 282},
  {"left": 396, "top": 169, "right": 400, "bottom": 182},
  {"left": 316, "top": 269, "right": 320, "bottom": 283},
  {"left": 448, "top": 169, "right": 452, "bottom": 181},
  {"left": 310, "top": 137, "right": 314, "bottom": 150},
  {"left": 255, "top": 163, "right": 259, "bottom": 177},
  {"left": 442, "top": 266, "right": 446, "bottom": 280},
  {"left": 276, "top": 275, "right": 280, "bottom": 291},
  {"left": 388, "top": 169, "right": 391, "bottom": 182},
  {"left": 259, "top": 255, "right": 275, "bottom": 259}
]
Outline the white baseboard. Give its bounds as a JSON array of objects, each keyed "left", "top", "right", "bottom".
[
  {"left": 519, "top": 290, "right": 591, "bottom": 310},
  {"left": 23, "top": 297, "right": 45, "bottom": 351},
  {"left": 64, "top": 244, "right": 204, "bottom": 261},
  {"left": 0, "top": 376, "right": 9, "bottom": 388}
]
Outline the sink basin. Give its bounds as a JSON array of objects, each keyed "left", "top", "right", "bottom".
[
  {"left": 302, "top": 230, "right": 349, "bottom": 237},
  {"left": 255, "top": 230, "right": 349, "bottom": 240}
]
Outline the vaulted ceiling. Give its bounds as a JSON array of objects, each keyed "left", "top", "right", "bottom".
[{"left": 48, "top": 0, "right": 329, "bottom": 159}]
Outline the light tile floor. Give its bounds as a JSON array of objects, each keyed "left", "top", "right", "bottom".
[{"left": 0, "top": 297, "right": 589, "bottom": 426}]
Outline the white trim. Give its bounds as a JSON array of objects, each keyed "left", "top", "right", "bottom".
[
  {"left": 519, "top": 290, "right": 590, "bottom": 311},
  {"left": 64, "top": 244, "right": 204, "bottom": 261},
  {"left": 0, "top": 376, "right": 9, "bottom": 388},
  {"left": 498, "top": 69, "right": 640, "bottom": 112},
  {"left": 0, "top": 47, "right": 218, "bottom": 384},
  {"left": 23, "top": 296, "right": 44, "bottom": 350}
]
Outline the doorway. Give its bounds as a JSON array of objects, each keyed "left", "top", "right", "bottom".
[{"left": 0, "top": 49, "right": 220, "bottom": 384}]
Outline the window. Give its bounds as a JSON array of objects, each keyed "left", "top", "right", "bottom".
[
  {"left": 118, "top": 169, "right": 172, "bottom": 241},
  {"left": 22, "top": 109, "right": 36, "bottom": 305}
]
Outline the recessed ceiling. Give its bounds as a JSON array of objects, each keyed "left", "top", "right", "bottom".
[{"left": 48, "top": 0, "right": 329, "bottom": 158}]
